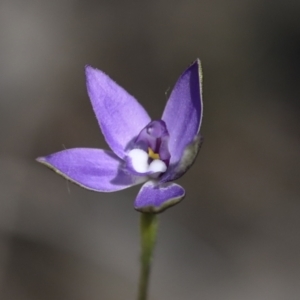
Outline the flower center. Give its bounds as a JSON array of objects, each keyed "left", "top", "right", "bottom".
[
  {"left": 127, "top": 120, "right": 170, "bottom": 175},
  {"left": 148, "top": 147, "right": 160, "bottom": 160}
]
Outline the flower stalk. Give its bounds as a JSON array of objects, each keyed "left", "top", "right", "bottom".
[{"left": 138, "top": 213, "right": 158, "bottom": 300}]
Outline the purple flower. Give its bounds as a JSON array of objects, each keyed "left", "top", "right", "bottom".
[{"left": 37, "top": 59, "right": 203, "bottom": 213}]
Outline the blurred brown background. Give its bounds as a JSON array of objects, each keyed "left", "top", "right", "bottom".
[{"left": 0, "top": 0, "right": 300, "bottom": 299}]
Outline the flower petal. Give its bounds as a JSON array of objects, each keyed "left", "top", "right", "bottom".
[
  {"left": 134, "top": 181, "right": 185, "bottom": 213},
  {"left": 162, "top": 59, "right": 203, "bottom": 166},
  {"left": 160, "top": 133, "right": 203, "bottom": 182},
  {"left": 85, "top": 66, "right": 151, "bottom": 159},
  {"left": 37, "top": 148, "right": 146, "bottom": 192}
]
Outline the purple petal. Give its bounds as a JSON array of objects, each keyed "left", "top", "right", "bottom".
[
  {"left": 37, "top": 148, "right": 146, "bottom": 192},
  {"left": 162, "top": 59, "right": 203, "bottom": 166},
  {"left": 86, "top": 66, "right": 151, "bottom": 159},
  {"left": 160, "top": 133, "right": 203, "bottom": 182},
  {"left": 134, "top": 181, "right": 185, "bottom": 213}
]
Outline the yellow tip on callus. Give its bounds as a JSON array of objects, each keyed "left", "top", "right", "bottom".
[{"left": 148, "top": 148, "right": 160, "bottom": 160}]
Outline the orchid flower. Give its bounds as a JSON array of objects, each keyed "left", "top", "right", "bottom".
[{"left": 37, "top": 59, "right": 203, "bottom": 213}]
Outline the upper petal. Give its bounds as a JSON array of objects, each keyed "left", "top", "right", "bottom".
[
  {"left": 162, "top": 59, "right": 203, "bottom": 166},
  {"left": 134, "top": 180, "right": 185, "bottom": 213},
  {"left": 37, "top": 148, "right": 146, "bottom": 192},
  {"left": 86, "top": 66, "right": 151, "bottom": 159}
]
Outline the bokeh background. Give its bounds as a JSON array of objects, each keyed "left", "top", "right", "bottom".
[{"left": 0, "top": 0, "right": 300, "bottom": 299}]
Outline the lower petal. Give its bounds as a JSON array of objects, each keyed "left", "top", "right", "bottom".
[
  {"left": 134, "top": 181, "right": 185, "bottom": 213},
  {"left": 37, "top": 148, "right": 146, "bottom": 192}
]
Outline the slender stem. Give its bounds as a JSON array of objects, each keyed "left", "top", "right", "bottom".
[{"left": 138, "top": 213, "right": 159, "bottom": 300}]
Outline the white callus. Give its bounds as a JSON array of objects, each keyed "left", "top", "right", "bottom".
[{"left": 127, "top": 149, "right": 167, "bottom": 175}]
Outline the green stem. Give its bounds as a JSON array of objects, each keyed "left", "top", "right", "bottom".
[{"left": 138, "top": 213, "right": 159, "bottom": 300}]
